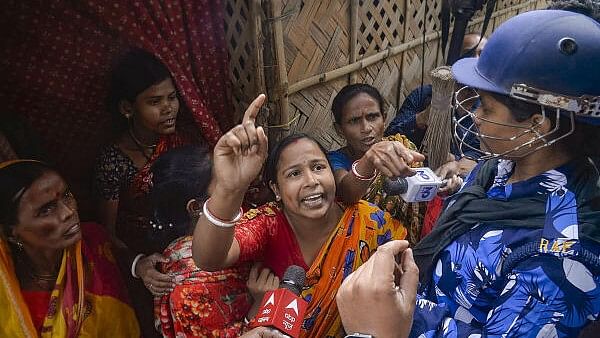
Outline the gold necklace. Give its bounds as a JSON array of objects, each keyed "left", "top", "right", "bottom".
[
  {"left": 27, "top": 271, "right": 57, "bottom": 290},
  {"left": 16, "top": 254, "right": 58, "bottom": 290}
]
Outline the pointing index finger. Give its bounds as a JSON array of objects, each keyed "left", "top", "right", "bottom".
[{"left": 243, "top": 94, "right": 266, "bottom": 124}]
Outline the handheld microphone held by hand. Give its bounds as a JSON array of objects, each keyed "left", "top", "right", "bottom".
[
  {"left": 383, "top": 167, "right": 443, "bottom": 202},
  {"left": 249, "top": 265, "right": 308, "bottom": 338}
]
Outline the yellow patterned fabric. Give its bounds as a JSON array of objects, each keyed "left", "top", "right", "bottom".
[{"left": 300, "top": 200, "right": 406, "bottom": 337}]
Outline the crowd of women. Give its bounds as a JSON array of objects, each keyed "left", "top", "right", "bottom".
[{"left": 1, "top": 3, "right": 599, "bottom": 338}]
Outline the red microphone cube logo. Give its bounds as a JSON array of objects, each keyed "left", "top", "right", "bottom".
[{"left": 250, "top": 288, "right": 308, "bottom": 338}]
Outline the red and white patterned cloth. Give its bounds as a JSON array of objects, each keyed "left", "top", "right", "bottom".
[{"left": 155, "top": 236, "right": 251, "bottom": 337}]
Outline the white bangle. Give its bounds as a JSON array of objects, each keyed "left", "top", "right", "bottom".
[
  {"left": 202, "top": 198, "right": 243, "bottom": 228},
  {"left": 131, "top": 254, "right": 145, "bottom": 279},
  {"left": 351, "top": 160, "right": 377, "bottom": 181}
]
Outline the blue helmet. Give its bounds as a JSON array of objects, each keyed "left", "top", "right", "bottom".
[
  {"left": 453, "top": 9, "right": 600, "bottom": 124},
  {"left": 451, "top": 10, "right": 600, "bottom": 160}
]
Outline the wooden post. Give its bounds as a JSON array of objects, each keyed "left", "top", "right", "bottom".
[
  {"left": 349, "top": 0, "right": 359, "bottom": 84},
  {"left": 270, "top": 0, "right": 290, "bottom": 139},
  {"left": 259, "top": 0, "right": 282, "bottom": 144},
  {"left": 396, "top": 0, "right": 410, "bottom": 109},
  {"left": 252, "top": 0, "right": 268, "bottom": 126}
]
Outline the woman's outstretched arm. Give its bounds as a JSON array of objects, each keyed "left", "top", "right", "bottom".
[{"left": 192, "top": 95, "right": 268, "bottom": 270}]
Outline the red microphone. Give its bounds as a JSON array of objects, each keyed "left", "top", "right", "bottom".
[{"left": 249, "top": 265, "right": 308, "bottom": 338}]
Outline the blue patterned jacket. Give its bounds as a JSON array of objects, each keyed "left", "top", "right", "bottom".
[{"left": 411, "top": 158, "right": 600, "bottom": 337}]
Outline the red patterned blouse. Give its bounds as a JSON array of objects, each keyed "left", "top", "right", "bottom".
[
  {"left": 155, "top": 236, "right": 252, "bottom": 337},
  {"left": 234, "top": 202, "right": 309, "bottom": 278}
]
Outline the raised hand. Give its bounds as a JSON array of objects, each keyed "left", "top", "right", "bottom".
[{"left": 213, "top": 94, "right": 269, "bottom": 193}]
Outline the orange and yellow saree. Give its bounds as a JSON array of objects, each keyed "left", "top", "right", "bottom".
[
  {"left": 300, "top": 200, "right": 406, "bottom": 337},
  {"left": 0, "top": 222, "right": 140, "bottom": 337}
]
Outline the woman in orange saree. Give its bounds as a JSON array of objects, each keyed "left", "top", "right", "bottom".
[{"left": 192, "top": 95, "right": 407, "bottom": 337}]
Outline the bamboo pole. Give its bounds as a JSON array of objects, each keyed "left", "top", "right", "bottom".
[
  {"left": 271, "top": 0, "right": 290, "bottom": 137},
  {"left": 349, "top": 0, "right": 359, "bottom": 84},
  {"left": 396, "top": 0, "right": 411, "bottom": 109},
  {"left": 252, "top": 0, "right": 266, "bottom": 95},
  {"left": 259, "top": 0, "right": 279, "bottom": 145},
  {"left": 252, "top": 0, "right": 268, "bottom": 126},
  {"left": 287, "top": 0, "right": 536, "bottom": 95},
  {"left": 288, "top": 28, "right": 443, "bottom": 94}
]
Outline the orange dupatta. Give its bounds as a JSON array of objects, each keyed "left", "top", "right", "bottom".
[{"left": 299, "top": 200, "right": 406, "bottom": 337}]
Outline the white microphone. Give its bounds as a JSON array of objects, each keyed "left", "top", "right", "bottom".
[{"left": 382, "top": 167, "right": 443, "bottom": 202}]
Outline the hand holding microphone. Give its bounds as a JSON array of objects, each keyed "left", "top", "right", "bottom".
[
  {"left": 248, "top": 265, "right": 308, "bottom": 338},
  {"left": 356, "top": 141, "right": 425, "bottom": 179}
]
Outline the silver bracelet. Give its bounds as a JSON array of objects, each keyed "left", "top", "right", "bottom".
[
  {"left": 202, "top": 198, "right": 243, "bottom": 228},
  {"left": 131, "top": 253, "right": 145, "bottom": 279}
]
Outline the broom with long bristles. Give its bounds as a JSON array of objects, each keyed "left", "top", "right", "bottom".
[{"left": 421, "top": 66, "right": 456, "bottom": 171}]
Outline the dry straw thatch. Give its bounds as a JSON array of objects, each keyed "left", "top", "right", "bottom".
[{"left": 224, "top": 0, "right": 548, "bottom": 150}]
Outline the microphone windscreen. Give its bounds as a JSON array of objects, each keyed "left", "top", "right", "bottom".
[
  {"left": 281, "top": 265, "right": 306, "bottom": 295},
  {"left": 383, "top": 177, "right": 409, "bottom": 195}
]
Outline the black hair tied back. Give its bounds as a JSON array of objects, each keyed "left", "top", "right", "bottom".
[{"left": 147, "top": 145, "right": 212, "bottom": 252}]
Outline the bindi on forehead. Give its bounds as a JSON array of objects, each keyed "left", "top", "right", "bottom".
[{"left": 21, "top": 172, "right": 65, "bottom": 205}]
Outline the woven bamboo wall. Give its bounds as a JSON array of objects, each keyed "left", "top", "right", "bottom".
[{"left": 224, "top": 0, "right": 548, "bottom": 150}]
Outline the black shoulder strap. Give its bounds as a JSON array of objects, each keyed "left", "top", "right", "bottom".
[
  {"left": 480, "top": 0, "right": 497, "bottom": 40},
  {"left": 443, "top": 0, "right": 498, "bottom": 65}
]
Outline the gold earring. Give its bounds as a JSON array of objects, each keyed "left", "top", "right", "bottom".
[{"left": 8, "top": 237, "right": 24, "bottom": 250}]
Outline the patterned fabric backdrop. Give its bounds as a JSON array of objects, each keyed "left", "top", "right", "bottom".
[{"left": 0, "top": 0, "right": 232, "bottom": 217}]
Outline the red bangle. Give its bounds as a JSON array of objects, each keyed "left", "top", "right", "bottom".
[{"left": 351, "top": 160, "right": 377, "bottom": 181}]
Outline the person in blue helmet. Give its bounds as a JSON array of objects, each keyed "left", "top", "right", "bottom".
[{"left": 335, "top": 9, "right": 600, "bottom": 338}]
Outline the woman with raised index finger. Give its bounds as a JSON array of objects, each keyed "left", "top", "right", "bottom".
[{"left": 192, "top": 94, "right": 407, "bottom": 337}]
